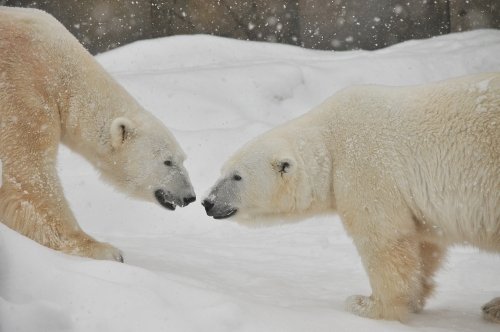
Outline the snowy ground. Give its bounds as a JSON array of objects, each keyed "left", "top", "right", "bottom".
[{"left": 1, "top": 30, "right": 500, "bottom": 332}]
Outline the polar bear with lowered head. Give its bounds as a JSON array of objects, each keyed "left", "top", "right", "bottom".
[
  {"left": 0, "top": 7, "right": 196, "bottom": 262},
  {"left": 203, "top": 72, "right": 500, "bottom": 322}
]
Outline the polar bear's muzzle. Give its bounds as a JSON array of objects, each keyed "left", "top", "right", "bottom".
[
  {"left": 154, "top": 189, "right": 196, "bottom": 210},
  {"left": 202, "top": 199, "right": 238, "bottom": 219}
]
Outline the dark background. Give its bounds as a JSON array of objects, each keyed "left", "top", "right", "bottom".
[{"left": 2, "top": 0, "right": 499, "bottom": 54}]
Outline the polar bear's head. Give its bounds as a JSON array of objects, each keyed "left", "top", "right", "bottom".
[
  {"left": 202, "top": 131, "right": 333, "bottom": 224},
  {"left": 103, "top": 115, "right": 195, "bottom": 210}
]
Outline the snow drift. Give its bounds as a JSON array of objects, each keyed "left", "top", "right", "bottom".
[{"left": 1, "top": 30, "right": 500, "bottom": 332}]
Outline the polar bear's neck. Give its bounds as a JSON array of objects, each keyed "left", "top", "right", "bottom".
[
  {"left": 57, "top": 50, "right": 142, "bottom": 164},
  {"left": 277, "top": 111, "right": 337, "bottom": 213}
]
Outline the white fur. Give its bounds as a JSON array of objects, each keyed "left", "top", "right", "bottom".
[
  {"left": 0, "top": 7, "right": 194, "bottom": 261},
  {"left": 205, "top": 72, "right": 500, "bottom": 321}
]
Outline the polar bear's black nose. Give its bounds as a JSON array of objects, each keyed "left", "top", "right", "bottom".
[
  {"left": 183, "top": 196, "right": 196, "bottom": 206},
  {"left": 202, "top": 199, "right": 214, "bottom": 213}
]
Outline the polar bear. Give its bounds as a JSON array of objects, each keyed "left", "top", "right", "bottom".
[
  {"left": 203, "top": 72, "right": 500, "bottom": 322},
  {"left": 0, "top": 7, "right": 196, "bottom": 262}
]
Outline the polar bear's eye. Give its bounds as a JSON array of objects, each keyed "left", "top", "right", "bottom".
[
  {"left": 233, "top": 174, "right": 242, "bottom": 181},
  {"left": 164, "top": 160, "right": 173, "bottom": 166},
  {"left": 280, "top": 162, "right": 290, "bottom": 173}
]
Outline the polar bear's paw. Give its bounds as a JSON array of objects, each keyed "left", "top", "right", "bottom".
[
  {"left": 63, "top": 238, "right": 124, "bottom": 262},
  {"left": 482, "top": 297, "right": 500, "bottom": 323},
  {"left": 410, "top": 297, "right": 425, "bottom": 313},
  {"left": 345, "top": 295, "right": 376, "bottom": 318},
  {"left": 86, "top": 241, "right": 124, "bottom": 262},
  {"left": 345, "top": 295, "right": 408, "bottom": 321}
]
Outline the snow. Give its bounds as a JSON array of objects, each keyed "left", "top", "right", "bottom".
[{"left": 2, "top": 30, "right": 500, "bottom": 332}]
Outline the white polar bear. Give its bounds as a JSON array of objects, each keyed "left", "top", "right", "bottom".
[
  {"left": 203, "top": 72, "right": 500, "bottom": 322},
  {"left": 0, "top": 7, "right": 196, "bottom": 262}
]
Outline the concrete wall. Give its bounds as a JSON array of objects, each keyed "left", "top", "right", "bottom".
[
  {"left": 450, "top": 0, "right": 500, "bottom": 31},
  {"left": 2, "top": 0, "right": 151, "bottom": 52},
  {"left": 2, "top": 0, "right": 499, "bottom": 54},
  {"left": 298, "top": 0, "right": 451, "bottom": 50}
]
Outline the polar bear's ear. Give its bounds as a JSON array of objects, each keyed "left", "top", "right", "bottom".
[
  {"left": 273, "top": 158, "right": 295, "bottom": 176},
  {"left": 110, "top": 117, "right": 135, "bottom": 149}
]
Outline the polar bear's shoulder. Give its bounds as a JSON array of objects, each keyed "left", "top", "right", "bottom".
[
  {"left": 0, "top": 6, "right": 66, "bottom": 41},
  {"left": 0, "top": 6, "right": 59, "bottom": 25}
]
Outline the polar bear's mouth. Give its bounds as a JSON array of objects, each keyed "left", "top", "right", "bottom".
[
  {"left": 154, "top": 189, "right": 176, "bottom": 211},
  {"left": 202, "top": 199, "right": 238, "bottom": 219},
  {"left": 212, "top": 209, "right": 238, "bottom": 219},
  {"left": 213, "top": 209, "right": 238, "bottom": 219}
]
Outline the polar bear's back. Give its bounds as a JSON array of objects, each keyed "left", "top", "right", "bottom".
[
  {"left": 308, "top": 73, "right": 499, "bottom": 250},
  {"left": 1, "top": 7, "right": 74, "bottom": 120},
  {"left": 1, "top": 6, "right": 88, "bottom": 62},
  {"left": 0, "top": 6, "right": 66, "bottom": 36},
  {"left": 390, "top": 73, "right": 499, "bottom": 250}
]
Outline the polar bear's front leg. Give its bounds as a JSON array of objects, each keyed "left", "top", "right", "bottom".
[
  {"left": 337, "top": 177, "right": 425, "bottom": 321},
  {"left": 0, "top": 152, "right": 123, "bottom": 262},
  {"left": 482, "top": 297, "right": 500, "bottom": 323},
  {"left": 343, "top": 222, "right": 423, "bottom": 321}
]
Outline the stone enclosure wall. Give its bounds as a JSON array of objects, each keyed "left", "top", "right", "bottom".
[{"left": 2, "top": 0, "right": 499, "bottom": 54}]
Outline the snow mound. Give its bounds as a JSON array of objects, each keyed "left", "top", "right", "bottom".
[{"left": 2, "top": 31, "right": 500, "bottom": 332}]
